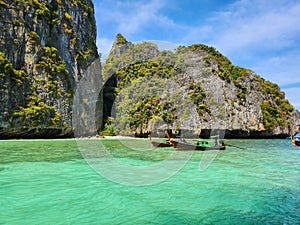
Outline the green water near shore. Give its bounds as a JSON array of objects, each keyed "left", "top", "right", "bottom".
[{"left": 1, "top": 138, "right": 300, "bottom": 224}]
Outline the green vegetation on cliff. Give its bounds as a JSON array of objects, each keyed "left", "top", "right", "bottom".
[
  {"left": 13, "top": 96, "right": 60, "bottom": 127},
  {"left": 0, "top": 52, "right": 28, "bottom": 85},
  {"left": 101, "top": 34, "right": 298, "bottom": 136},
  {"left": 115, "top": 33, "right": 128, "bottom": 45},
  {"left": 181, "top": 44, "right": 250, "bottom": 92},
  {"left": 12, "top": 46, "right": 72, "bottom": 128},
  {"left": 0, "top": 0, "right": 99, "bottom": 137},
  {"left": 0, "top": 52, "right": 29, "bottom": 124},
  {"left": 115, "top": 61, "right": 174, "bottom": 88},
  {"left": 256, "top": 78, "right": 294, "bottom": 131},
  {"left": 103, "top": 61, "right": 178, "bottom": 135},
  {"left": 187, "top": 81, "right": 211, "bottom": 115},
  {"left": 34, "top": 46, "right": 72, "bottom": 97}
]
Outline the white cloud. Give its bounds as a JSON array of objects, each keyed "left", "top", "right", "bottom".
[
  {"left": 95, "top": 0, "right": 171, "bottom": 37},
  {"left": 208, "top": 0, "right": 300, "bottom": 53},
  {"left": 181, "top": 25, "right": 214, "bottom": 45},
  {"left": 251, "top": 51, "right": 300, "bottom": 85},
  {"left": 116, "top": 0, "right": 168, "bottom": 34}
]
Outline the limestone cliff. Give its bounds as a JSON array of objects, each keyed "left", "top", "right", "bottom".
[
  {"left": 102, "top": 35, "right": 300, "bottom": 138},
  {"left": 0, "top": 0, "right": 99, "bottom": 138}
]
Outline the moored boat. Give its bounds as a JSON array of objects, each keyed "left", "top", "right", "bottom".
[
  {"left": 292, "top": 132, "right": 300, "bottom": 147},
  {"left": 291, "top": 125, "right": 300, "bottom": 147},
  {"left": 170, "top": 139, "right": 226, "bottom": 150},
  {"left": 165, "top": 131, "right": 226, "bottom": 151}
]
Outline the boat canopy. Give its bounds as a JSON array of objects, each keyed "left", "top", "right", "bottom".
[{"left": 294, "top": 132, "right": 300, "bottom": 138}]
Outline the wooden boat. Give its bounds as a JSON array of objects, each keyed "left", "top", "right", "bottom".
[
  {"left": 292, "top": 132, "right": 300, "bottom": 146},
  {"left": 165, "top": 131, "right": 226, "bottom": 151},
  {"left": 148, "top": 135, "right": 173, "bottom": 147}
]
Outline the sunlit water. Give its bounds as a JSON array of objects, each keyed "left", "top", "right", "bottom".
[{"left": 1, "top": 138, "right": 300, "bottom": 224}]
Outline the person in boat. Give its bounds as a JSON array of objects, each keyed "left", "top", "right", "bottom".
[
  {"left": 220, "top": 140, "right": 225, "bottom": 147},
  {"left": 196, "top": 139, "right": 208, "bottom": 146},
  {"left": 214, "top": 136, "right": 218, "bottom": 146},
  {"left": 213, "top": 136, "right": 223, "bottom": 147}
]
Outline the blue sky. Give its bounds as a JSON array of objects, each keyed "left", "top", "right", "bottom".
[{"left": 93, "top": 0, "right": 300, "bottom": 110}]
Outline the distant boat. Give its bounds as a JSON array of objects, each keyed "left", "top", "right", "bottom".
[
  {"left": 165, "top": 131, "right": 226, "bottom": 151},
  {"left": 148, "top": 135, "right": 173, "bottom": 147},
  {"left": 291, "top": 125, "right": 300, "bottom": 147},
  {"left": 292, "top": 132, "right": 300, "bottom": 147}
]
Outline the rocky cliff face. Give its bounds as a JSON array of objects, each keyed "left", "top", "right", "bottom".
[
  {"left": 0, "top": 0, "right": 99, "bottom": 138},
  {"left": 102, "top": 34, "right": 300, "bottom": 138}
]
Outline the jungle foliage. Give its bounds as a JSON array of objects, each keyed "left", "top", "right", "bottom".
[{"left": 101, "top": 35, "right": 297, "bottom": 135}]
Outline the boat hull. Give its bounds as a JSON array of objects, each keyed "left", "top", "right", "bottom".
[
  {"left": 150, "top": 141, "right": 173, "bottom": 147},
  {"left": 170, "top": 140, "right": 225, "bottom": 151},
  {"left": 295, "top": 140, "right": 300, "bottom": 146}
]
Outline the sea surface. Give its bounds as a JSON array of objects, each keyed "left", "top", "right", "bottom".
[{"left": 1, "top": 138, "right": 300, "bottom": 224}]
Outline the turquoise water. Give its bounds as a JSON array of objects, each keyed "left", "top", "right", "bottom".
[{"left": 1, "top": 138, "right": 300, "bottom": 224}]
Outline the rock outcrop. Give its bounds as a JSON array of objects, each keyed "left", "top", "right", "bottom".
[
  {"left": 102, "top": 34, "right": 300, "bottom": 138},
  {"left": 1, "top": 1, "right": 299, "bottom": 140},
  {"left": 0, "top": 0, "right": 99, "bottom": 138}
]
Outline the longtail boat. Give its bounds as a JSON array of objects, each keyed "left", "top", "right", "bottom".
[
  {"left": 291, "top": 125, "right": 300, "bottom": 147},
  {"left": 165, "top": 131, "right": 226, "bottom": 151},
  {"left": 292, "top": 132, "right": 300, "bottom": 147}
]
